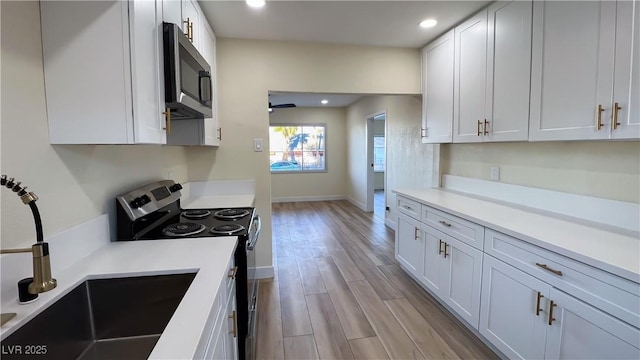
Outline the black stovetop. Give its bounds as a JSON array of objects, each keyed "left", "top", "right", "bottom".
[{"left": 138, "top": 207, "right": 255, "bottom": 240}]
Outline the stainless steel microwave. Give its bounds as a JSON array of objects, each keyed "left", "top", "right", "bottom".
[{"left": 162, "top": 22, "right": 212, "bottom": 120}]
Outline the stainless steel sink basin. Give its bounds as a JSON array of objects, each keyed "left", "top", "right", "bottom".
[{"left": 1, "top": 273, "right": 196, "bottom": 360}]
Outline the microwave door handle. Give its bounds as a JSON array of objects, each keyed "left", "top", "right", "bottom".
[{"left": 199, "top": 71, "right": 212, "bottom": 104}]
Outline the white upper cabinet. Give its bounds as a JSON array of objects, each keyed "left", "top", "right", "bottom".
[
  {"left": 41, "top": 1, "right": 166, "bottom": 144},
  {"left": 611, "top": 0, "right": 640, "bottom": 139},
  {"left": 182, "top": 0, "right": 201, "bottom": 49},
  {"left": 529, "top": 1, "right": 639, "bottom": 141},
  {"left": 454, "top": 1, "right": 532, "bottom": 143},
  {"left": 421, "top": 30, "right": 454, "bottom": 144},
  {"left": 453, "top": 10, "right": 488, "bottom": 143}
]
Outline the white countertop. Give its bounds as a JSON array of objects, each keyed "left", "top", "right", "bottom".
[
  {"left": 0, "top": 237, "right": 237, "bottom": 359},
  {"left": 181, "top": 194, "right": 255, "bottom": 209},
  {"left": 394, "top": 188, "right": 640, "bottom": 283}
]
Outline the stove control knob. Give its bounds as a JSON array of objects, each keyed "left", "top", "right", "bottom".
[
  {"left": 139, "top": 195, "right": 151, "bottom": 205},
  {"left": 169, "top": 183, "right": 183, "bottom": 192},
  {"left": 130, "top": 195, "right": 151, "bottom": 209}
]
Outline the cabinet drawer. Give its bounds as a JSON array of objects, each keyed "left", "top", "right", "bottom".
[
  {"left": 485, "top": 229, "right": 640, "bottom": 328},
  {"left": 397, "top": 196, "right": 421, "bottom": 220},
  {"left": 226, "top": 256, "right": 236, "bottom": 296},
  {"left": 423, "top": 206, "right": 484, "bottom": 250}
]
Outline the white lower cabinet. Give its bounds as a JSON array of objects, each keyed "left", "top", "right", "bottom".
[
  {"left": 423, "top": 226, "right": 483, "bottom": 328},
  {"left": 202, "top": 257, "right": 238, "bottom": 360},
  {"left": 395, "top": 213, "right": 424, "bottom": 278},
  {"left": 480, "top": 254, "right": 640, "bottom": 360}
]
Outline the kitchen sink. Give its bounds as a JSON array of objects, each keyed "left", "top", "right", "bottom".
[{"left": 1, "top": 273, "right": 196, "bottom": 360}]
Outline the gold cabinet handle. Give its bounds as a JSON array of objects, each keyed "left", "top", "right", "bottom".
[
  {"left": 421, "top": 128, "right": 427, "bottom": 138},
  {"left": 596, "top": 104, "right": 605, "bottom": 130},
  {"left": 189, "top": 21, "right": 194, "bottom": 42},
  {"left": 229, "top": 310, "right": 237, "bottom": 337},
  {"left": 548, "top": 300, "right": 557, "bottom": 326},
  {"left": 228, "top": 266, "right": 238, "bottom": 279},
  {"left": 535, "top": 291, "right": 544, "bottom": 316},
  {"left": 443, "top": 242, "right": 449, "bottom": 258},
  {"left": 163, "top": 107, "right": 171, "bottom": 134},
  {"left": 183, "top": 17, "right": 193, "bottom": 41},
  {"left": 438, "top": 220, "right": 452, "bottom": 227},
  {"left": 438, "top": 239, "right": 444, "bottom": 255},
  {"left": 477, "top": 120, "right": 482, "bottom": 136},
  {"left": 535, "top": 263, "right": 563, "bottom": 276},
  {"left": 217, "top": 127, "right": 222, "bottom": 140},
  {"left": 483, "top": 119, "right": 489, "bottom": 135},
  {"left": 414, "top": 226, "right": 419, "bottom": 240},
  {"left": 612, "top": 102, "right": 622, "bottom": 130}
]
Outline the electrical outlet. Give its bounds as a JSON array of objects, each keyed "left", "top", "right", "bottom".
[
  {"left": 490, "top": 166, "right": 500, "bottom": 181},
  {"left": 167, "top": 171, "right": 174, "bottom": 180}
]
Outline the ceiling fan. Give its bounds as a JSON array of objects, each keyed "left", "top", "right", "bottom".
[{"left": 268, "top": 101, "right": 296, "bottom": 114}]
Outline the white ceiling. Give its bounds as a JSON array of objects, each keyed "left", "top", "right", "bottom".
[
  {"left": 202, "top": 0, "right": 490, "bottom": 108},
  {"left": 199, "top": 0, "right": 490, "bottom": 48}
]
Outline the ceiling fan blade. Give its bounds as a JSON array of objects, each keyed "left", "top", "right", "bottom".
[{"left": 272, "top": 103, "right": 296, "bottom": 108}]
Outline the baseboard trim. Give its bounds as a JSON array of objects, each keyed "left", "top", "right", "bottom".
[
  {"left": 385, "top": 218, "right": 396, "bottom": 231},
  {"left": 253, "top": 266, "right": 274, "bottom": 279},
  {"left": 272, "top": 195, "right": 345, "bottom": 203},
  {"left": 346, "top": 196, "right": 367, "bottom": 211}
]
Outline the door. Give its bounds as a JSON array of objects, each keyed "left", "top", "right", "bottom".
[
  {"left": 453, "top": 10, "right": 488, "bottom": 143},
  {"left": 422, "top": 29, "right": 454, "bottom": 143},
  {"left": 611, "top": 0, "right": 640, "bottom": 139},
  {"left": 485, "top": 0, "right": 532, "bottom": 142},
  {"left": 544, "top": 288, "right": 640, "bottom": 359},
  {"left": 442, "top": 237, "right": 483, "bottom": 329},
  {"left": 529, "top": 1, "right": 617, "bottom": 141},
  {"left": 479, "top": 255, "right": 550, "bottom": 360},
  {"left": 395, "top": 214, "right": 424, "bottom": 278}
]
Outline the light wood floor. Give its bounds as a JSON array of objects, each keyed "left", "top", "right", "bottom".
[{"left": 256, "top": 200, "right": 496, "bottom": 360}]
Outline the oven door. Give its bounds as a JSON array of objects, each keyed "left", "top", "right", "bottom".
[
  {"left": 245, "top": 214, "right": 260, "bottom": 360},
  {"left": 162, "top": 22, "right": 212, "bottom": 120}
]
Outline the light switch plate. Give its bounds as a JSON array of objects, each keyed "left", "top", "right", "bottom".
[
  {"left": 254, "top": 138, "right": 263, "bottom": 152},
  {"left": 490, "top": 166, "right": 500, "bottom": 181}
]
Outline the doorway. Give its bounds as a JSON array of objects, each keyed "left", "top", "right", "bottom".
[{"left": 366, "top": 111, "right": 386, "bottom": 219}]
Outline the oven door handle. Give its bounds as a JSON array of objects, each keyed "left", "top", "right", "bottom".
[{"left": 247, "top": 215, "right": 261, "bottom": 250}]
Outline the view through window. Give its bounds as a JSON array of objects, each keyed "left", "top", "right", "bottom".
[{"left": 269, "top": 125, "right": 326, "bottom": 172}]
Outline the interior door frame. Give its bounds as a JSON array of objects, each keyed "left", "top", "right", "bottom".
[{"left": 365, "top": 109, "right": 386, "bottom": 212}]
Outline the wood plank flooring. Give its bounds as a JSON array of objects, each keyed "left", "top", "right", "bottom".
[{"left": 256, "top": 200, "right": 497, "bottom": 360}]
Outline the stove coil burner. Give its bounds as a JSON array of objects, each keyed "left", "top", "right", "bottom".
[
  {"left": 214, "top": 209, "right": 250, "bottom": 220},
  {"left": 162, "top": 223, "right": 206, "bottom": 237},
  {"left": 210, "top": 224, "right": 246, "bottom": 235},
  {"left": 181, "top": 209, "right": 211, "bottom": 219}
]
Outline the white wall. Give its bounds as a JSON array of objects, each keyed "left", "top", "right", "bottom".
[
  {"left": 187, "top": 38, "right": 421, "bottom": 268},
  {"left": 441, "top": 141, "right": 640, "bottom": 203},
  {"left": 0, "top": 2, "right": 189, "bottom": 249},
  {"left": 269, "top": 107, "right": 347, "bottom": 201},
  {"left": 346, "top": 95, "right": 438, "bottom": 224}
]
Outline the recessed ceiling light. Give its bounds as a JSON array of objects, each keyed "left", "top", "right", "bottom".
[
  {"left": 246, "top": 0, "right": 265, "bottom": 8},
  {"left": 321, "top": 99, "right": 329, "bottom": 105},
  {"left": 419, "top": 19, "right": 438, "bottom": 28}
]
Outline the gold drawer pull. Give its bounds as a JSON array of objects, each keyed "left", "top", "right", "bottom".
[
  {"left": 438, "top": 239, "right": 444, "bottom": 255},
  {"left": 438, "top": 220, "right": 452, "bottom": 227},
  {"left": 163, "top": 107, "right": 171, "bottom": 134},
  {"left": 548, "top": 300, "right": 557, "bottom": 326},
  {"left": 535, "top": 263, "right": 563, "bottom": 276},
  {"left": 477, "top": 120, "right": 482, "bottom": 136},
  {"left": 483, "top": 119, "right": 489, "bottom": 135},
  {"left": 414, "top": 226, "right": 420, "bottom": 240},
  {"left": 443, "top": 242, "right": 449, "bottom": 258},
  {"left": 535, "top": 291, "right": 544, "bottom": 316},
  {"left": 228, "top": 266, "right": 238, "bottom": 279},
  {"left": 229, "top": 310, "right": 237, "bottom": 337}
]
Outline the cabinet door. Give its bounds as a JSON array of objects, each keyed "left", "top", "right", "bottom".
[
  {"left": 441, "top": 238, "right": 483, "bottom": 329},
  {"left": 480, "top": 255, "right": 549, "bottom": 360},
  {"left": 395, "top": 214, "right": 424, "bottom": 278},
  {"left": 421, "top": 29, "right": 454, "bottom": 144},
  {"left": 485, "top": 1, "right": 532, "bottom": 142},
  {"left": 162, "top": 0, "right": 182, "bottom": 26},
  {"left": 201, "top": 20, "right": 220, "bottom": 146},
  {"left": 611, "top": 0, "right": 640, "bottom": 139},
  {"left": 225, "top": 282, "right": 239, "bottom": 360},
  {"left": 529, "top": 1, "right": 617, "bottom": 141},
  {"left": 421, "top": 226, "right": 446, "bottom": 294},
  {"left": 453, "top": 10, "right": 488, "bottom": 143},
  {"left": 544, "top": 288, "right": 640, "bottom": 359}
]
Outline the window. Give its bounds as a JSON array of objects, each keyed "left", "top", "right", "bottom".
[
  {"left": 373, "top": 136, "right": 385, "bottom": 172},
  {"left": 269, "top": 125, "right": 326, "bottom": 172}
]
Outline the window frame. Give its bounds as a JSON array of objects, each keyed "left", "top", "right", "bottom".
[
  {"left": 373, "top": 135, "right": 385, "bottom": 173},
  {"left": 269, "top": 123, "right": 328, "bottom": 174}
]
